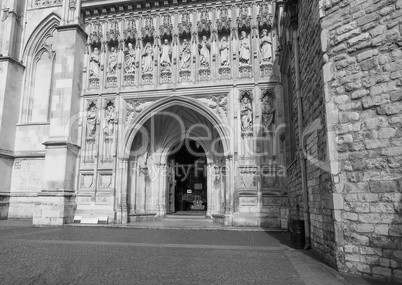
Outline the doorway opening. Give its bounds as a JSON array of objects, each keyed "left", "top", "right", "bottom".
[{"left": 168, "top": 139, "right": 207, "bottom": 215}]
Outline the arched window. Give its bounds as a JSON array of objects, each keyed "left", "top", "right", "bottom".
[
  {"left": 29, "top": 49, "right": 54, "bottom": 122},
  {"left": 21, "top": 13, "right": 60, "bottom": 123}
]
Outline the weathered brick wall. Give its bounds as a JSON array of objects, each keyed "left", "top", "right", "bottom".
[{"left": 321, "top": 0, "right": 402, "bottom": 281}]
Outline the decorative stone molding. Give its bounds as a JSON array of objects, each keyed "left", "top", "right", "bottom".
[{"left": 34, "top": 0, "right": 62, "bottom": 7}]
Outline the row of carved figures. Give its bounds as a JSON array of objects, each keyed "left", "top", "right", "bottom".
[{"left": 88, "top": 29, "right": 272, "bottom": 80}]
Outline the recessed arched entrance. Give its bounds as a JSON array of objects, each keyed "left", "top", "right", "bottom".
[
  {"left": 118, "top": 96, "right": 232, "bottom": 223},
  {"left": 168, "top": 139, "right": 207, "bottom": 214}
]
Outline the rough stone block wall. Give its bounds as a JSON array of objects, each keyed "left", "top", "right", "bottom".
[{"left": 321, "top": 0, "right": 402, "bottom": 281}]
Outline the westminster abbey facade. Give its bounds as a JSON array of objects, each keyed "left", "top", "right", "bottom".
[{"left": 1, "top": 0, "right": 402, "bottom": 282}]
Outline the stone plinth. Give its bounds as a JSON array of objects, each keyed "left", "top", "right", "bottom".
[{"left": 33, "top": 191, "right": 76, "bottom": 225}]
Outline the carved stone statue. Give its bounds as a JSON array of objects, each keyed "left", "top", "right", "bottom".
[
  {"left": 260, "top": 29, "right": 272, "bottom": 63},
  {"left": 108, "top": 47, "right": 118, "bottom": 75},
  {"left": 142, "top": 42, "right": 154, "bottom": 73},
  {"left": 240, "top": 96, "right": 253, "bottom": 134},
  {"left": 198, "top": 35, "right": 210, "bottom": 68},
  {"left": 262, "top": 93, "right": 275, "bottom": 132},
  {"left": 160, "top": 39, "right": 172, "bottom": 71},
  {"left": 180, "top": 39, "right": 191, "bottom": 70},
  {"left": 103, "top": 104, "right": 115, "bottom": 136},
  {"left": 220, "top": 37, "right": 229, "bottom": 66},
  {"left": 86, "top": 104, "right": 97, "bottom": 138},
  {"left": 89, "top": 47, "right": 101, "bottom": 78},
  {"left": 239, "top": 31, "right": 251, "bottom": 66},
  {"left": 124, "top": 43, "right": 136, "bottom": 74}
]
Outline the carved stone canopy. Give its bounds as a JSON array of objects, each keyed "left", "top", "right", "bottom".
[
  {"left": 257, "top": 1, "right": 273, "bottom": 29},
  {"left": 178, "top": 9, "right": 192, "bottom": 36},
  {"left": 197, "top": 7, "right": 212, "bottom": 34},
  {"left": 124, "top": 17, "right": 138, "bottom": 41},
  {"left": 216, "top": 5, "right": 231, "bottom": 32},
  {"left": 160, "top": 13, "right": 173, "bottom": 37},
  {"left": 142, "top": 14, "right": 155, "bottom": 39},
  {"left": 236, "top": 2, "right": 252, "bottom": 30}
]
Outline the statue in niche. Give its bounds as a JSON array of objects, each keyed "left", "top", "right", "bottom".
[
  {"left": 142, "top": 42, "right": 154, "bottom": 73},
  {"left": 198, "top": 35, "right": 211, "bottom": 68},
  {"left": 86, "top": 104, "right": 97, "bottom": 138},
  {"left": 240, "top": 96, "right": 253, "bottom": 133},
  {"left": 260, "top": 29, "right": 272, "bottom": 63},
  {"left": 160, "top": 39, "right": 172, "bottom": 71},
  {"left": 89, "top": 47, "right": 101, "bottom": 78},
  {"left": 124, "top": 43, "right": 136, "bottom": 74},
  {"left": 180, "top": 39, "right": 191, "bottom": 70},
  {"left": 103, "top": 104, "right": 115, "bottom": 136},
  {"left": 108, "top": 47, "right": 118, "bottom": 75},
  {"left": 219, "top": 37, "right": 230, "bottom": 66},
  {"left": 261, "top": 93, "right": 275, "bottom": 132},
  {"left": 239, "top": 31, "right": 251, "bottom": 66}
]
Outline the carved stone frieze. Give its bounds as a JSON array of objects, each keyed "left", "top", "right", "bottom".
[
  {"left": 125, "top": 99, "right": 146, "bottom": 124},
  {"left": 35, "top": 0, "right": 62, "bottom": 7}
]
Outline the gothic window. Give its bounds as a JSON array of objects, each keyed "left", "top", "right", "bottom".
[
  {"left": 29, "top": 49, "right": 54, "bottom": 122},
  {"left": 21, "top": 13, "right": 59, "bottom": 123}
]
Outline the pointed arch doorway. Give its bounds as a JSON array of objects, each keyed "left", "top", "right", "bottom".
[
  {"left": 167, "top": 139, "right": 207, "bottom": 215},
  {"left": 123, "top": 96, "right": 231, "bottom": 223}
]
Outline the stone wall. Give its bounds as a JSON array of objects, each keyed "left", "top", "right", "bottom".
[
  {"left": 321, "top": 0, "right": 402, "bottom": 281},
  {"left": 281, "top": 0, "right": 337, "bottom": 267}
]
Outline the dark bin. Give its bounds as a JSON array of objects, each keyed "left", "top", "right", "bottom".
[{"left": 289, "top": 220, "right": 305, "bottom": 249}]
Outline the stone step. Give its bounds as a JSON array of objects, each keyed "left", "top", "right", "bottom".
[{"left": 164, "top": 214, "right": 208, "bottom": 220}]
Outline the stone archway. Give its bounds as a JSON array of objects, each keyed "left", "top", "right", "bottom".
[{"left": 116, "top": 96, "right": 233, "bottom": 223}]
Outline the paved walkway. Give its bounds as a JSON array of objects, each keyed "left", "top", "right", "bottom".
[{"left": 0, "top": 220, "right": 397, "bottom": 285}]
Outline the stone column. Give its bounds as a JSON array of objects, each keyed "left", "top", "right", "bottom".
[
  {"left": 0, "top": 0, "right": 25, "bottom": 219},
  {"left": 33, "top": 4, "right": 88, "bottom": 225}
]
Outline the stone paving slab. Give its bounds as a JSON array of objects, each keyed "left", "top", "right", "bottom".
[{"left": 0, "top": 220, "right": 396, "bottom": 285}]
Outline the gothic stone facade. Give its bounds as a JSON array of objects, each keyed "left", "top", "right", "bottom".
[{"left": 0, "top": 0, "right": 401, "bottom": 282}]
